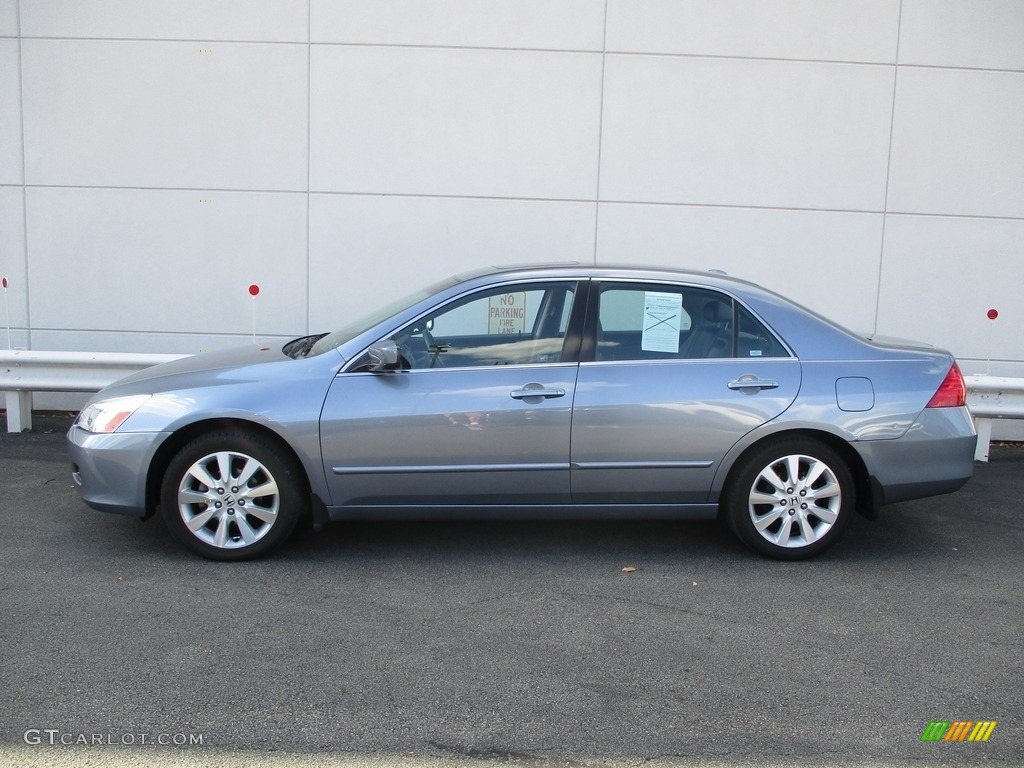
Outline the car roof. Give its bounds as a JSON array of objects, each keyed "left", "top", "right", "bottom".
[{"left": 458, "top": 262, "right": 764, "bottom": 292}]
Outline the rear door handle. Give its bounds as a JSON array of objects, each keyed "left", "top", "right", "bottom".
[
  {"left": 728, "top": 377, "right": 780, "bottom": 392},
  {"left": 511, "top": 384, "right": 566, "bottom": 401}
]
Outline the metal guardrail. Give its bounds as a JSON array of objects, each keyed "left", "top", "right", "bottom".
[
  {"left": 2, "top": 352, "right": 1022, "bottom": 461},
  {"left": 964, "top": 374, "right": 1024, "bottom": 462},
  {"left": 0, "top": 350, "right": 186, "bottom": 432}
]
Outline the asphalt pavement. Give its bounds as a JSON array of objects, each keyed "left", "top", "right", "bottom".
[{"left": 1, "top": 414, "right": 1021, "bottom": 768}]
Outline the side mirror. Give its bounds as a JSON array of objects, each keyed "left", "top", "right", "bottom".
[{"left": 366, "top": 340, "right": 400, "bottom": 371}]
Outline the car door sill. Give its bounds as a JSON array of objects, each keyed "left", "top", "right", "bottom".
[{"left": 324, "top": 503, "right": 719, "bottom": 521}]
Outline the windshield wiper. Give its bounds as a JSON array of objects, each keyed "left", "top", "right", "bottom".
[{"left": 284, "top": 333, "right": 328, "bottom": 359}]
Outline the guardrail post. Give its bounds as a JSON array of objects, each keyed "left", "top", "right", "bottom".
[
  {"left": 974, "top": 418, "right": 992, "bottom": 462},
  {"left": 4, "top": 390, "right": 32, "bottom": 433}
]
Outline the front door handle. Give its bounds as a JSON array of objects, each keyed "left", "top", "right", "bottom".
[
  {"left": 511, "top": 384, "right": 566, "bottom": 401},
  {"left": 728, "top": 376, "right": 780, "bottom": 393}
]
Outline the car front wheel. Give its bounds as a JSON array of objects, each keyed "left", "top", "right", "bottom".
[
  {"left": 160, "top": 429, "right": 307, "bottom": 560},
  {"left": 725, "top": 438, "right": 854, "bottom": 560}
]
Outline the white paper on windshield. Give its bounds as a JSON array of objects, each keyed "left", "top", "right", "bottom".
[{"left": 642, "top": 291, "right": 684, "bottom": 353}]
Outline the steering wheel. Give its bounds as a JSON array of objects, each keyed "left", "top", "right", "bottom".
[{"left": 398, "top": 325, "right": 445, "bottom": 369}]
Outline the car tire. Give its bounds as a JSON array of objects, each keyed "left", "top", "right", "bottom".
[
  {"left": 160, "top": 429, "right": 307, "bottom": 561},
  {"left": 724, "top": 438, "right": 854, "bottom": 560}
]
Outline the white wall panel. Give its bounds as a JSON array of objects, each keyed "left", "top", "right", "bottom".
[
  {"left": 20, "top": 0, "right": 308, "bottom": 42},
  {"left": 0, "top": 39, "right": 22, "bottom": 184},
  {"left": 308, "top": 194, "right": 596, "bottom": 330},
  {"left": 310, "top": 46, "right": 602, "bottom": 199},
  {"left": 876, "top": 215, "right": 1024, "bottom": 362},
  {"left": 888, "top": 68, "right": 1024, "bottom": 219},
  {"left": 900, "top": 0, "right": 1024, "bottom": 71},
  {"left": 596, "top": 203, "right": 883, "bottom": 332},
  {"left": 600, "top": 56, "right": 894, "bottom": 211},
  {"left": 607, "top": 0, "right": 899, "bottom": 63},
  {"left": 0, "top": 0, "right": 17, "bottom": 36},
  {"left": 26, "top": 188, "right": 308, "bottom": 336},
  {"left": 5, "top": 1, "right": 1024, "bottom": 381},
  {"left": 22, "top": 40, "right": 308, "bottom": 190},
  {"left": 0, "top": 186, "right": 27, "bottom": 333},
  {"left": 1, "top": 328, "right": 28, "bottom": 351},
  {"left": 312, "top": 0, "right": 603, "bottom": 51}
]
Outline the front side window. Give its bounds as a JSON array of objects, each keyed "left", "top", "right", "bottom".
[
  {"left": 595, "top": 283, "right": 788, "bottom": 361},
  {"left": 391, "top": 282, "right": 578, "bottom": 369}
]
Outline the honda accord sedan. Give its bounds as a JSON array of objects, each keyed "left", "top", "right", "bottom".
[{"left": 68, "top": 264, "right": 976, "bottom": 560}]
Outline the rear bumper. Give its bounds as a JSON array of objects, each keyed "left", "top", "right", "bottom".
[
  {"left": 67, "top": 425, "right": 170, "bottom": 517},
  {"left": 853, "top": 406, "right": 976, "bottom": 508}
]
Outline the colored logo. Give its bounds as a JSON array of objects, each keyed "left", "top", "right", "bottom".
[{"left": 921, "top": 721, "right": 997, "bottom": 742}]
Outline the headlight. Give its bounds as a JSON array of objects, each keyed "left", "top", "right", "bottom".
[{"left": 75, "top": 394, "right": 152, "bottom": 434}]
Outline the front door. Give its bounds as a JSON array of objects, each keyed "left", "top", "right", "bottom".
[{"left": 320, "top": 280, "right": 583, "bottom": 509}]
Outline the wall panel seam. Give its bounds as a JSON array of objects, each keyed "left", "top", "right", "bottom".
[
  {"left": 305, "top": 0, "right": 312, "bottom": 336},
  {"left": 872, "top": 0, "right": 905, "bottom": 337},
  {"left": 16, "top": 0, "right": 31, "bottom": 347},
  {"left": 16, "top": 36, "right": 1022, "bottom": 74},
  {"left": 591, "top": 0, "right": 608, "bottom": 267},
  {"left": 16, "top": 185, "right": 1024, "bottom": 224}
]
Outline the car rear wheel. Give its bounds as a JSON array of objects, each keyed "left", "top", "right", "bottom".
[
  {"left": 725, "top": 438, "right": 854, "bottom": 560},
  {"left": 160, "top": 429, "right": 306, "bottom": 560}
]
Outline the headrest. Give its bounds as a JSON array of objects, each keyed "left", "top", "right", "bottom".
[{"left": 703, "top": 301, "right": 732, "bottom": 324}]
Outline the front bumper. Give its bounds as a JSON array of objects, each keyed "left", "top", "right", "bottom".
[{"left": 67, "top": 425, "right": 171, "bottom": 517}]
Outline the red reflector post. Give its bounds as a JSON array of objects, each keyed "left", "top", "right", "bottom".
[{"left": 927, "top": 362, "right": 967, "bottom": 408}]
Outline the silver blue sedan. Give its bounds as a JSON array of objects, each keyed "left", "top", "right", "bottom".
[{"left": 68, "top": 264, "right": 976, "bottom": 560}]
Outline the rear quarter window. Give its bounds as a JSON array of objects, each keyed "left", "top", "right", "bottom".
[{"left": 737, "top": 304, "right": 790, "bottom": 358}]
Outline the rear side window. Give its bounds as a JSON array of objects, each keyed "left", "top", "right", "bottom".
[{"left": 594, "top": 283, "right": 789, "bottom": 361}]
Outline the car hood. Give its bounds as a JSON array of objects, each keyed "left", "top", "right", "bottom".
[
  {"left": 74, "top": 341, "right": 346, "bottom": 436},
  {"left": 111, "top": 344, "right": 289, "bottom": 389},
  {"left": 80, "top": 344, "right": 310, "bottom": 408}
]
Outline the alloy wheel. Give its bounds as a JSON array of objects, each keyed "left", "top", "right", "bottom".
[
  {"left": 747, "top": 453, "right": 842, "bottom": 548},
  {"left": 176, "top": 450, "right": 281, "bottom": 549}
]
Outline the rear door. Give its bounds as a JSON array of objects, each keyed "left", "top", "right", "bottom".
[{"left": 570, "top": 281, "right": 800, "bottom": 504}]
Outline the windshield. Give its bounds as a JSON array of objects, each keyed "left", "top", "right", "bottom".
[{"left": 306, "top": 275, "right": 461, "bottom": 357}]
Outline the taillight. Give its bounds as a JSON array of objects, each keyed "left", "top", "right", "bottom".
[{"left": 926, "top": 362, "right": 966, "bottom": 408}]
